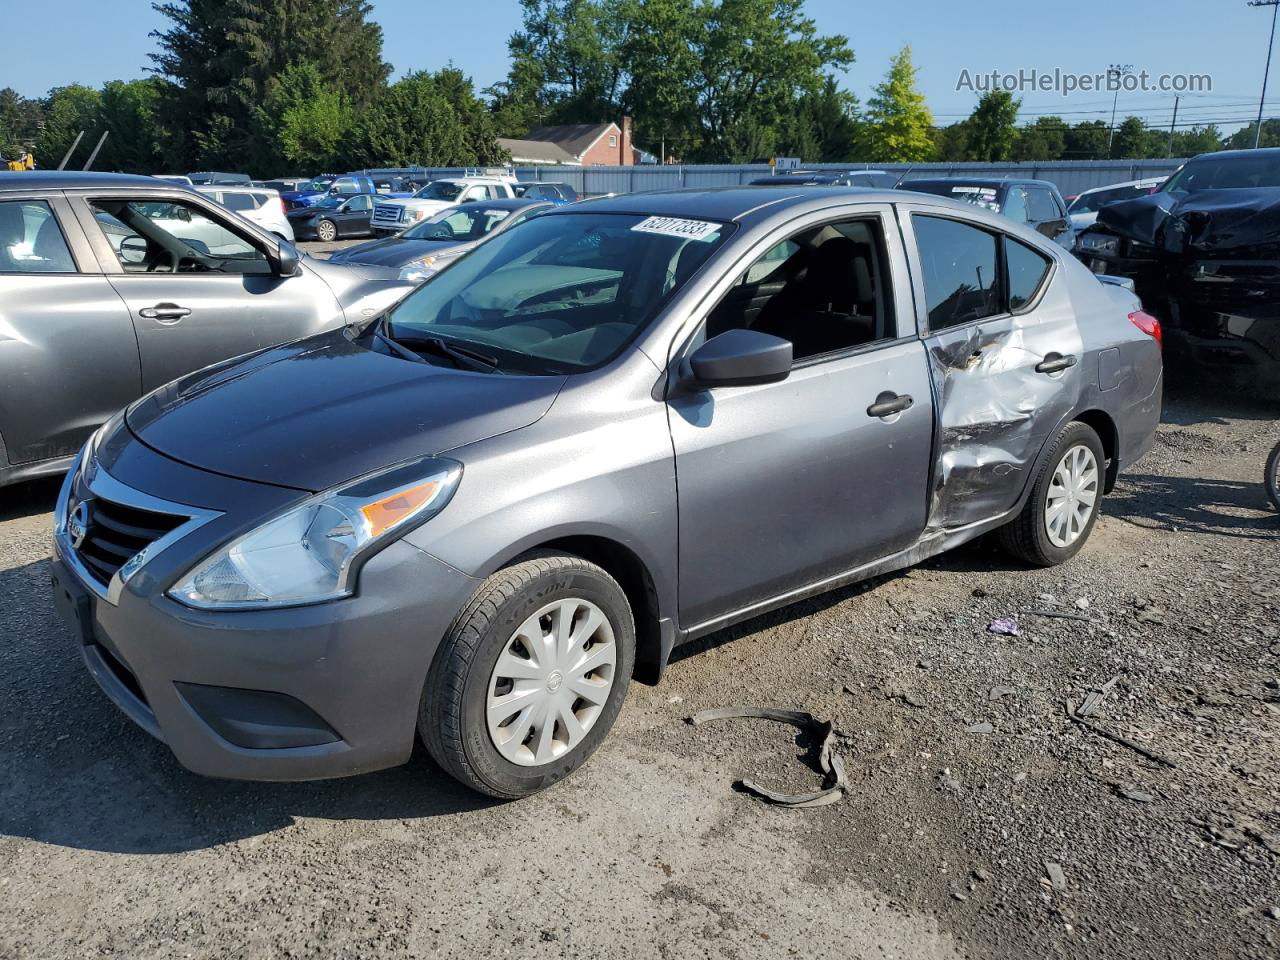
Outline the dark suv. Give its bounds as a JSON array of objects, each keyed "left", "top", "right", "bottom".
[{"left": 898, "top": 178, "right": 1073, "bottom": 247}]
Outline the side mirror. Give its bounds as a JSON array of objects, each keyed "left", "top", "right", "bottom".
[
  {"left": 274, "top": 239, "right": 302, "bottom": 277},
  {"left": 687, "top": 329, "right": 792, "bottom": 387}
]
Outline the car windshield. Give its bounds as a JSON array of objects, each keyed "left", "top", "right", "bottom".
[
  {"left": 403, "top": 206, "right": 516, "bottom": 241},
  {"left": 1161, "top": 156, "right": 1280, "bottom": 193},
  {"left": 377, "top": 212, "right": 731, "bottom": 375},
  {"left": 905, "top": 183, "right": 1003, "bottom": 212},
  {"left": 302, "top": 179, "right": 332, "bottom": 192},
  {"left": 414, "top": 181, "right": 465, "bottom": 201}
]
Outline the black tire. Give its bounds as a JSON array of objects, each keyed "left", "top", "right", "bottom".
[
  {"left": 316, "top": 219, "right": 337, "bottom": 242},
  {"left": 997, "top": 421, "right": 1106, "bottom": 567},
  {"left": 1266, "top": 441, "right": 1280, "bottom": 513},
  {"left": 420, "top": 552, "right": 635, "bottom": 799}
]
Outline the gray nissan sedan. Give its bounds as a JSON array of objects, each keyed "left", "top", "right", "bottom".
[{"left": 51, "top": 187, "right": 1162, "bottom": 798}]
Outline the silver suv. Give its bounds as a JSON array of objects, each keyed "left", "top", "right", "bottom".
[{"left": 0, "top": 172, "right": 411, "bottom": 487}]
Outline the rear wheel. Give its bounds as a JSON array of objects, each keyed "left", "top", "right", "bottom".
[
  {"left": 420, "top": 552, "right": 634, "bottom": 798},
  {"left": 997, "top": 421, "right": 1105, "bottom": 567},
  {"left": 315, "top": 219, "right": 337, "bottom": 242}
]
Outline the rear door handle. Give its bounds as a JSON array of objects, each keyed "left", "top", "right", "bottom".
[
  {"left": 1035, "top": 353, "right": 1077, "bottom": 374},
  {"left": 138, "top": 303, "right": 191, "bottom": 323},
  {"left": 866, "top": 392, "right": 914, "bottom": 418}
]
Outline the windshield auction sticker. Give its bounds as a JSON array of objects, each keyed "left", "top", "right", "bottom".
[{"left": 631, "top": 216, "right": 722, "bottom": 241}]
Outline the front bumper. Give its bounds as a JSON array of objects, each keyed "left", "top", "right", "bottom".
[{"left": 51, "top": 436, "right": 480, "bottom": 781}]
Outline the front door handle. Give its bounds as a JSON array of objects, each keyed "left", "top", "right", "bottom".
[
  {"left": 138, "top": 303, "right": 191, "bottom": 324},
  {"left": 1035, "top": 352, "right": 1078, "bottom": 374},
  {"left": 866, "top": 392, "right": 914, "bottom": 418}
]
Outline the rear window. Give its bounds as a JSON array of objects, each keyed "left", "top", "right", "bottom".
[{"left": 905, "top": 183, "right": 1002, "bottom": 213}]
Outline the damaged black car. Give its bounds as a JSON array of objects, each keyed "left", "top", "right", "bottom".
[{"left": 1074, "top": 148, "right": 1280, "bottom": 385}]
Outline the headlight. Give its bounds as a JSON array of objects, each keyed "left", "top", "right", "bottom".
[
  {"left": 1076, "top": 233, "right": 1120, "bottom": 256},
  {"left": 399, "top": 256, "right": 440, "bottom": 282},
  {"left": 411, "top": 209, "right": 428, "bottom": 221},
  {"left": 169, "top": 456, "right": 461, "bottom": 610}
]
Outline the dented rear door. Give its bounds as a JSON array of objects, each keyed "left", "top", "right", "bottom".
[{"left": 897, "top": 204, "right": 1083, "bottom": 530}]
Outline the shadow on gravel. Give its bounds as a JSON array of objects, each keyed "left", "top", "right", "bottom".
[
  {"left": 0, "top": 476, "right": 62, "bottom": 522},
  {"left": 0, "top": 558, "right": 498, "bottom": 856},
  {"left": 1107, "top": 473, "right": 1280, "bottom": 538}
]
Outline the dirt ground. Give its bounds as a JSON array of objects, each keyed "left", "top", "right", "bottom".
[{"left": 0, "top": 383, "right": 1277, "bottom": 960}]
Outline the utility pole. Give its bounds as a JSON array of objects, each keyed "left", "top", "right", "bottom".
[
  {"left": 1168, "top": 94, "right": 1180, "bottom": 157},
  {"left": 1107, "top": 64, "right": 1134, "bottom": 157},
  {"left": 1250, "top": 0, "right": 1280, "bottom": 148}
]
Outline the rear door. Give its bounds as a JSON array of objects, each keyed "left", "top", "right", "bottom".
[
  {"left": 896, "top": 206, "right": 1081, "bottom": 527},
  {"left": 0, "top": 195, "right": 140, "bottom": 464},
  {"left": 71, "top": 191, "right": 341, "bottom": 393},
  {"left": 666, "top": 206, "right": 934, "bottom": 628}
]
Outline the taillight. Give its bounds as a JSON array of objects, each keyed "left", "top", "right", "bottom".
[
  {"left": 1129, "top": 310, "right": 1162, "bottom": 349},
  {"left": 280, "top": 198, "right": 288, "bottom": 215}
]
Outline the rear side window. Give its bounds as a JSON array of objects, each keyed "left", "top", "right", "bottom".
[
  {"left": 1001, "top": 187, "right": 1028, "bottom": 223},
  {"left": 556, "top": 184, "right": 578, "bottom": 201},
  {"left": 1006, "top": 239, "right": 1052, "bottom": 310},
  {"left": 913, "top": 215, "right": 1001, "bottom": 330},
  {"left": 221, "top": 193, "right": 259, "bottom": 212},
  {"left": 0, "top": 200, "right": 76, "bottom": 273}
]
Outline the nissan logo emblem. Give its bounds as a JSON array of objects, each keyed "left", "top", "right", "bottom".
[{"left": 68, "top": 499, "right": 93, "bottom": 551}]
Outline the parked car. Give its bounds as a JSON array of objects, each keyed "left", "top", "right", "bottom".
[
  {"left": 187, "top": 172, "right": 251, "bottom": 186},
  {"left": 514, "top": 181, "right": 579, "bottom": 204},
  {"left": 1074, "top": 148, "right": 1280, "bottom": 384},
  {"left": 329, "top": 197, "right": 553, "bottom": 280},
  {"left": 262, "top": 177, "right": 311, "bottom": 195},
  {"left": 750, "top": 170, "right": 897, "bottom": 188},
  {"left": 279, "top": 174, "right": 379, "bottom": 210},
  {"left": 897, "top": 178, "right": 1073, "bottom": 247},
  {"left": 370, "top": 177, "right": 518, "bottom": 236},
  {"left": 371, "top": 175, "right": 414, "bottom": 197},
  {"left": 0, "top": 172, "right": 413, "bottom": 487},
  {"left": 1065, "top": 177, "right": 1166, "bottom": 233},
  {"left": 287, "top": 192, "right": 376, "bottom": 241},
  {"left": 49, "top": 184, "right": 1162, "bottom": 799},
  {"left": 195, "top": 184, "right": 294, "bottom": 242}
]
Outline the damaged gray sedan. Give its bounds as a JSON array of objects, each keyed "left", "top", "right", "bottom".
[{"left": 51, "top": 187, "right": 1162, "bottom": 799}]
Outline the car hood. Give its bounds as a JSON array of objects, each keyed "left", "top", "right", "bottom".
[
  {"left": 126, "top": 329, "right": 566, "bottom": 491},
  {"left": 331, "top": 236, "right": 467, "bottom": 267},
  {"left": 1095, "top": 188, "right": 1280, "bottom": 257}
]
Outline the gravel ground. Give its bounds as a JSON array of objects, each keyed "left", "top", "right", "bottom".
[{"left": 0, "top": 385, "right": 1277, "bottom": 960}]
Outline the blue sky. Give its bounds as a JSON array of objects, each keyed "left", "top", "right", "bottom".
[{"left": 3, "top": 0, "right": 1276, "bottom": 135}]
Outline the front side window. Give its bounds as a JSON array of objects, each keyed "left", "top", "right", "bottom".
[
  {"left": 703, "top": 219, "right": 895, "bottom": 361},
  {"left": 380, "top": 212, "right": 731, "bottom": 373},
  {"left": 0, "top": 200, "right": 75, "bottom": 273},
  {"left": 913, "top": 215, "right": 1001, "bottom": 330},
  {"left": 89, "top": 199, "right": 270, "bottom": 275},
  {"left": 346, "top": 195, "right": 372, "bottom": 212}
]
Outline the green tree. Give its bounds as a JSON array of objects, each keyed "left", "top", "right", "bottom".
[
  {"left": 0, "top": 89, "right": 43, "bottom": 160},
  {"left": 1063, "top": 120, "right": 1108, "bottom": 160},
  {"left": 433, "top": 67, "right": 509, "bottom": 166},
  {"left": 1225, "top": 119, "right": 1278, "bottom": 150},
  {"left": 1013, "top": 115, "right": 1066, "bottom": 161},
  {"left": 95, "top": 79, "right": 166, "bottom": 173},
  {"left": 1111, "top": 115, "right": 1155, "bottom": 159},
  {"left": 777, "top": 77, "right": 860, "bottom": 161},
  {"left": 150, "top": 0, "right": 388, "bottom": 169},
  {"left": 932, "top": 122, "right": 969, "bottom": 162},
  {"left": 1172, "top": 124, "right": 1224, "bottom": 156},
  {"left": 34, "top": 85, "right": 102, "bottom": 170},
  {"left": 345, "top": 71, "right": 472, "bottom": 168},
  {"left": 964, "top": 90, "right": 1020, "bottom": 162},
  {"left": 863, "top": 46, "right": 934, "bottom": 162},
  {"left": 507, "top": 0, "right": 627, "bottom": 124},
  {"left": 251, "top": 61, "right": 350, "bottom": 172}
]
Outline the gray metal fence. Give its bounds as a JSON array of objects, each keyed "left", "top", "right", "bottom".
[{"left": 356, "top": 159, "right": 1187, "bottom": 200}]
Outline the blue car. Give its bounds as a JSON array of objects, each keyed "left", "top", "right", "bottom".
[
  {"left": 513, "top": 181, "right": 578, "bottom": 205},
  {"left": 281, "top": 174, "right": 376, "bottom": 210}
]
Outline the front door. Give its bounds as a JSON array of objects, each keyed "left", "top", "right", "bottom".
[
  {"left": 335, "top": 194, "right": 373, "bottom": 237},
  {"left": 73, "top": 194, "right": 337, "bottom": 392},
  {"left": 666, "top": 211, "right": 934, "bottom": 628}
]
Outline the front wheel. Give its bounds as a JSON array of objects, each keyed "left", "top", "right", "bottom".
[
  {"left": 997, "top": 421, "right": 1105, "bottom": 567},
  {"left": 420, "top": 552, "right": 635, "bottom": 798},
  {"left": 1266, "top": 441, "right": 1280, "bottom": 513},
  {"left": 315, "top": 219, "right": 337, "bottom": 242}
]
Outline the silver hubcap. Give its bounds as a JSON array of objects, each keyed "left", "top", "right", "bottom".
[
  {"left": 486, "top": 598, "right": 616, "bottom": 767},
  {"left": 1045, "top": 444, "right": 1099, "bottom": 548},
  {"left": 319, "top": 222, "right": 334, "bottom": 240}
]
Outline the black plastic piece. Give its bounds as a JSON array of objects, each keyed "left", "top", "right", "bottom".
[
  {"left": 176, "top": 682, "right": 341, "bottom": 750},
  {"left": 688, "top": 329, "right": 793, "bottom": 387}
]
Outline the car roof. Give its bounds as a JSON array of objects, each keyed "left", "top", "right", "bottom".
[
  {"left": 195, "top": 184, "right": 278, "bottom": 195},
  {"left": 1186, "top": 147, "right": 1280, "bottom": 161},
  {"left": 0, "top": 171, "right": 180, "bottom": 193},
  {"left": 901, "top": 177, "right": 1059, "bottom": 189},
  {"left": 550, "top": 185, "right": 905, "bottom": 222}
]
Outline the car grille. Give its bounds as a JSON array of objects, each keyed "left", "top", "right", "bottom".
[
  {"left": 72, "top": 495, "right": 187, "bottom": 588},
  {"left": 373, "top": 204, "right": 403, "bottom": 223}
]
